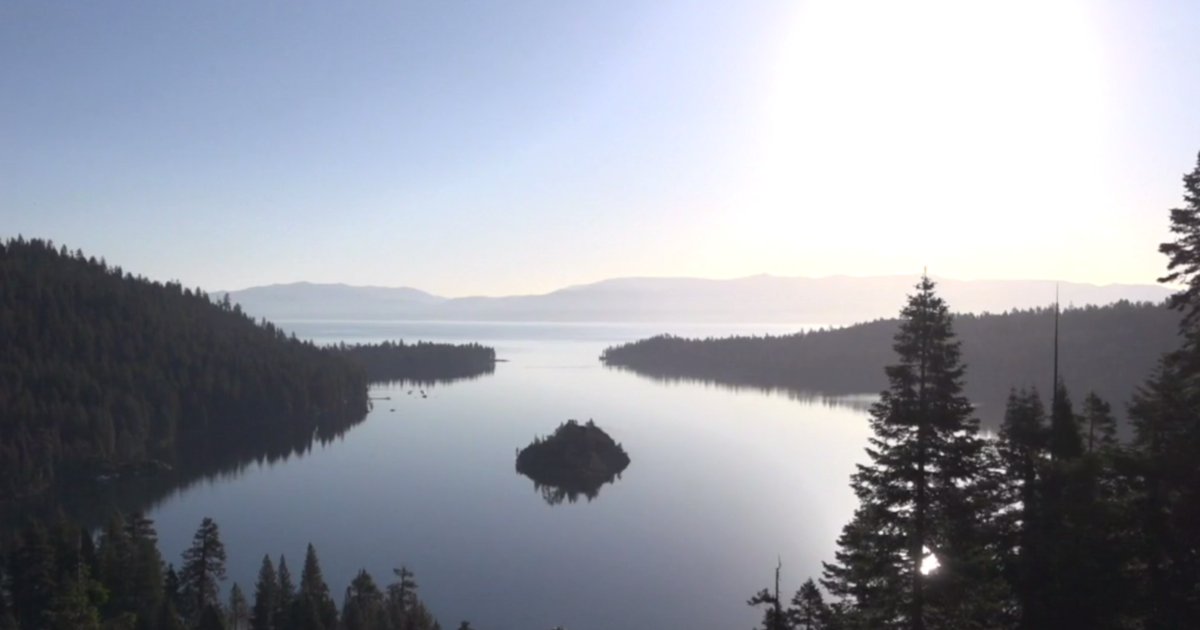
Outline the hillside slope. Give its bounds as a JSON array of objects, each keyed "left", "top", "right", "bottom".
[
  {"left": 601, "top": 300, "right": 1179, "bottom": 425},
  {"left": 0, "top": 238, "right": 370, "bottom": 500}
]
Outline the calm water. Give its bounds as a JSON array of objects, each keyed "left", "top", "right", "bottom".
[{"left": 141, "top": 322, "right": 873, "bottom": 630}]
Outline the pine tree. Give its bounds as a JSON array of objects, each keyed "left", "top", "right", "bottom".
[
  {"left": 180, "top": 517, "right": 228, "bottom": 622},
  {"left": 342, "top": 569, "right": 385, "bottom": 630},
  {"left": 277, "top": 555, "right": 297, "bottom": 630},
  {"left": 821, "top": 275, "right": 997, "bottom": 630},
  {"left": 1048, "top": 382, "right": 1083, "bottom": 462},
  {"left": 747, "top": 561, "right": 787, "bottom": 630},
  {"left": 44, "top": 565, "right": 105, "bottom": 630},
  {"left": 996, "top": 388, "right": 1047, "bottom": 630},
  {"left": 789, "top": 579, "right": 830, "bottom": 630},
  {"left": 8, "top": 520, "right": 58, "bottom": 630},
  {"left": 164, "top": 563, "right": 183, "bottom": 615},
  {"left": 385, "top": 566, "right": 420, "bottom": 630},
  {"left": 96, "top": 511, "right": 133, "bottom": 618},
  {"left": 1079, "top": 392, "right": 1118, "bottom": 455},
  {"left": 298, "top": 544, "right": 338, "bottom": 630},
  {"left": 1126, "top": 356, "right": 1200, "bottom": 628},
  {"left": 1158, "top": 152, "right": 1200, "bottom": 361},
  {"left": 251, "top": 555, "right": 278, "bottom": 630},
  {"left": 199, "top": 604, "right": 227, "bottom": 630},
  {"left": 228, "top": 583, "right": 249, "bottom": 630},
  {"left": 156, "top": 599, "right": 186, "bottom": 630},
  {"left": 126, "top": 511, "right": 164, "bottom": 623}
]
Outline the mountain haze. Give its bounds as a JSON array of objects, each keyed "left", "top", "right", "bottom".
[{"left": 218, "top": 275, "right": 1173, "bottom": 324}]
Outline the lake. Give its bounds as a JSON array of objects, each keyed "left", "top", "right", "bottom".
[{"left": 114, "top": 322, "right": 874, "bottom": 629}]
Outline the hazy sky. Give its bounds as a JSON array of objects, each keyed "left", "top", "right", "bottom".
[{"left": 2, "top": 1, "right": 1198, "bottom": 296}]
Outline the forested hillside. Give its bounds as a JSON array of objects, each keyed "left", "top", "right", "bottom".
[
  {"left": 601, "top": 300, "right": 1179, "bottom": 424},
  {"left": 0, "top": 237, "right": 371, "bottom": 501}
]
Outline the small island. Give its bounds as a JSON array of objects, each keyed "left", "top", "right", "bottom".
[{"left": 515, "top": 419, "right": 631, "bottom": 504}]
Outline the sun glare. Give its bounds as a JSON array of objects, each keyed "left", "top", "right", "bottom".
[{"left": 739, "top": 0, "right": 1110, "bottom": 279}]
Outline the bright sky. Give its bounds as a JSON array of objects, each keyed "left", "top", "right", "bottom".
[{"left": 2, "top": 0, "right": 1198, "bottom": 296}]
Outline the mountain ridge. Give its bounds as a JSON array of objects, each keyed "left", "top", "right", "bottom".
[{"left": 216, "top": 274, "right": 1175, "bottom": 325}]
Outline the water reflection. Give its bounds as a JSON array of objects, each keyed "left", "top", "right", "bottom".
[
  {"left": 2, "top": 418, "right": 364, "bottom": 543},
  {"left": 523, "top": 472, "right": 624, "bottom": 506},
  {"left": 367, "top": 369, "right": 494, "bottom": 388},
  {"left": 603, "top": 364, "right": 877, "bottom": 413}
]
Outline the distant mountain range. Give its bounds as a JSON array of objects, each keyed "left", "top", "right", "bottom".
[{"left": 215, "top": 275, "right": 1174, "bottom": 325}]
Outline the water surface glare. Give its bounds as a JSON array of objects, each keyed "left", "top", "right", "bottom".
[{"left": 147, "top": 322, "right": 872, "bottom": 630}]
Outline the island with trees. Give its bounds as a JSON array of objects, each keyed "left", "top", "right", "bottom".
[
  {"left": 332, "top": 340, "right": 496, "bottom": 384},
  {"left": 515, "top": 420, "right": 630, "bottom": 505}
]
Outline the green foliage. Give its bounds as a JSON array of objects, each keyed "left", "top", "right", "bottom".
[
  {"left": 0, "top": 514, "right": 450, "bottom": 630},
  {"left": 1125, "top": 356, "right": 1200, "bottom": 628},
  {"left": 251, "top": 555, "right": 278, "bottom": 630},
  {"left": 821, "top": 276, "right": 1006, "bottom": 629},
  {"left": 44, "top": 565, "right": 105, "bottom": 630},
  {"left": 790, "top": 579, "right": 830, "bottom": 630},
  {"left": 0, "top": 237, "right": 371, "bottom": 502},
  {"left": 228, "top": 583, "right": 249, "bottom": 630},
  {"left": 277, "top": 555, "right": 297, "bottom": 630},
  {"left": 1158, "top": 152, "right": 1200, "bottom": 339},
  {"left": 180, "top": 517, "right": 227, "bottom": 622},
  {"left": 298, "top": 544, "right": 338, "bottom": 630},
  {"left": 341, "top": 569, "right": 385, "bottom": 630}
]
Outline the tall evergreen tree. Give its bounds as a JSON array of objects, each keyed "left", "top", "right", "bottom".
[
  {"left": 821, "top": 275, "right": 999, "bottom": 630},
  {"left": 126, "top": 511, "right": 164, "bottom": 625},
  {"left": 164, "top": 563, "right": 183, "bottom": 616},
  {"left": 996, "top": 388, "right": 1047, "bottom": 630},
  {"left": 8, "top": 520, "right": 58, "bottom": 630},
  {"left": 180, "top": 517, "right": 227, "bottom": 622},
  {"left": 747, "top": 561, "right": 787, "bottom": 630},
  {"left": 250, "top": 555, "right": 278, "bottom": 630},
  {"left": 342, "top": 569, "right": 384, "bottom": 630},
  {"left": 789, "top": 579, "right": 830, "bottom": 630},
  {"left": 1079, "top": 392, "right": 1118, "bottom": 455},
  {"left": 1158, "top": 151, "right": 1200, "bottom": 364},
  {"left": 199, "top": 604, "right": 227, "bottom": 630},
  {"left": 1126, "top": 356, "right": 1200, "bottom": 629},
  {"left": 276, "top": 556, "right": 297, "bottom": 630},
  {"left": 297, "top": 544, "right": 338, "bottom": 630},
  {"left": 96, "top": 511, "right": 134, "bottom": 619},
  {"left": 228, "top": 583, "right": 249, "bottom": 630},
  {"left": 385, "top": 566, "right": 422, "bottom": 630},
  {"left": 43, "top": 565, "right": 105, "bottom": 630},
  {"left": 1048, "top": 382, "right": 1082, "bottom": 462}
]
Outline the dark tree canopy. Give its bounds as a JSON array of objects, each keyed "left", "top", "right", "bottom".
[
  {"left": 0, "top": 237, "right": 370, "bottom": 502},
  {"left": 4, "top": 514, "right": 451, "bottom": 630},
  {"left": 332, "top": 340, "right": 495, "bottom": 383},
  {"left": 601, "top": 300, "right": 1177, "bottom": 429}
]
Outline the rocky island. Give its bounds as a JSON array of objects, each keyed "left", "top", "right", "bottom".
[{"left": 515, "top": 419, "right": 630, "bottom": 504}]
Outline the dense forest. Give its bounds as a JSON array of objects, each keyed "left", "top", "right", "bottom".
[
  {"left": 330, "top": 341, "right": 495, "bottom": 384},
  {"left": 744, "top": 153, "right": 1200, "bottom": 629},
  {"left": 0, "top": 237, "right": 371, "bottom": 503},
  {"left": 601, "top": 300, "right": 1179, "bottom": 428},
  {"left": 0, "top": 237, "right": 501, "bottom": 510},
  {"left": 0, "top": 512, "right": 457, "bottom": 630}
]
